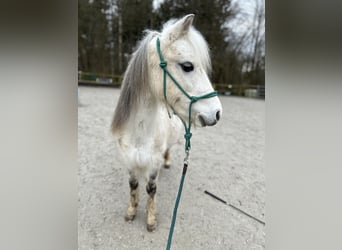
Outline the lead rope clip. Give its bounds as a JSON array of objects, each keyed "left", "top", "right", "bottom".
[{"left": 183, "top": 150, "right": 190, "bottom": 165}]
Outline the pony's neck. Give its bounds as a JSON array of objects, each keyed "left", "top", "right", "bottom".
[{"left": 128, "top": 91, "right": 162, "bottom": 136}]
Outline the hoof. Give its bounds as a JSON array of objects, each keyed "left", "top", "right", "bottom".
[
  {"left": 163, "top": 164, "right": 171, "bottom": 169},
  {"left": 125, "top": 214, "right": 136, "bottom": 221},
  {"left": 147, "top": 223, "right": 156, "bottom": 232}
]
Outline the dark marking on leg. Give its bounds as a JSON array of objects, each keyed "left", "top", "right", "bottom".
[
  {"left": 125, "top": 177, "right": 139, "bottom": 221},
  {"left": 150, "top": 171, "right": 158, "bottom": 181},
  {"left": 146, "top": 181, "right": 156, "bottom": 198},
  {"left": 146, "top": 176, "right": 157, "bottom": 231},
  {"left": 163, "top": 149, "right": 171, "bottom": 169},
  {"left": 129, "top": 178, "right": 139, "bottom": 190}
]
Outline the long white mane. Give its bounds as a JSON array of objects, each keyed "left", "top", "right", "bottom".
[{"left": 111, "top": 31, "right": 159, "bottom": 133}]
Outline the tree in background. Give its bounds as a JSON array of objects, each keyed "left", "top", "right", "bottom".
[
  {"left": 228, "top": 0, "right": 265, "bottom": 85},
  {"left": 112, "top": 0, "right": 153, "bottom": 73},
  {"left": 248, "top": 0, "right": 265, "bottom": 85},
  {"left": 78, "top": 0, "right": 265, "bottom": 87},
  {"left": 78, "top": 0, "right": 111, "bottom": 73}
]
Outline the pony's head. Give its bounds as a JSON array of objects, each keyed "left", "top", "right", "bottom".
[
  {"left": 149, "top": 14, "right": 222, "bottom": 127},
  {"left": 112, "top": 14, "right": 222, "bottom": 134}
]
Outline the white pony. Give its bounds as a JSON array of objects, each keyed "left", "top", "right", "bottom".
[{"left": 112, "top": 14, "right": 222, "bottom": 231}]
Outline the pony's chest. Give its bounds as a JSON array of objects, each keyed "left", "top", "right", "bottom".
[{"left": 129, "top": 119, "right": 164, "bottom": 146}]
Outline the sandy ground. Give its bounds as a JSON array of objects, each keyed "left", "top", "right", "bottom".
[{"left": 78, "top": 86, "right": 265, "bottom": 250}]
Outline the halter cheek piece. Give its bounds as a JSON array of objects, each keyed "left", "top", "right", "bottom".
[
  {"left": 156, "top": 37, "right": 218, "bottom": 250},
  {"left": 156, "top": 38, "right": 218, "bottom": 152}
]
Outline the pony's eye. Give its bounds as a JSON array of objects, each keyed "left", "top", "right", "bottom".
[{"left": 179, "top": 62, "right": 194, "bottom": 72}]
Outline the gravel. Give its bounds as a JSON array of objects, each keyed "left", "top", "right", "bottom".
[{"left": 78, "top": 86, "right": 265, "bottom": 250}]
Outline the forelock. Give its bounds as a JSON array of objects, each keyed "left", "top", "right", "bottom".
[
  {"left": 161, "top": 18, "right": 211, "bottom": 74},
  {"left": 188, "top": 27, "right": 211, "bottom": 74}
]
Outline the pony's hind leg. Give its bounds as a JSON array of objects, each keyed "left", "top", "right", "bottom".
[
  {"left": 163, "top": 148, "right": 171, "bottom": 169},
  {"left": 125, "top": 173, "right": 139, "bottom": 221},
  {"left": 146, "top": 171, "right": 158, "bottom": 231}
]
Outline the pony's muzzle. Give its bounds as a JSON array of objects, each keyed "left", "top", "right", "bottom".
[{"left": 198, "top": 109, "right": 221, "bottom": 127}]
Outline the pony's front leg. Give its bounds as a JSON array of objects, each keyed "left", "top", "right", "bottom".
[
  {"left": 146, "top": 170, "right": 158, "bottom": 231},
  {"left": 125, "top": 172, "right": 139, "bottom": 221}
]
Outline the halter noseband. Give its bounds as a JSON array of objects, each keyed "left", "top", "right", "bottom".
[{"left": 156, "top": 38, "right": 218, "bottom": 152}]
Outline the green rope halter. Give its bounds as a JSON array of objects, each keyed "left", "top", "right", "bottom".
[
  {"left": 156, "top": 38, "right": 217, "bottom": 152},
  {"left": 156, "top": 38, "right": 217, "bottom": 250}
]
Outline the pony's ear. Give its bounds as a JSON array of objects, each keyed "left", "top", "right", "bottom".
[{"left": 164, "top": 14, "right": 195, "bottom": 43}]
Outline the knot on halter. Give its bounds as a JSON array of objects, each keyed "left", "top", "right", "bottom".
[
  {"left": 184, "top": 132, "right": 192, "bottom": 151},
  {"left": 184, "top": 132, "right": 192, "bottom": 141},
  {"left": 190, "top": 96, "right": 200, "bottom": 103},
  {"left": 159, "top": 61, "right": 167, "bottom": 69}
]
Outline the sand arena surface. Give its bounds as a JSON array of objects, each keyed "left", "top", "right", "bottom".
[{"left": 78, "top": 86, "right": 265, "bottom": 250}]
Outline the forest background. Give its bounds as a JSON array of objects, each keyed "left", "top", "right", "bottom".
[{"left": 78, "top": 0, "right": 265, "bottom": 87}]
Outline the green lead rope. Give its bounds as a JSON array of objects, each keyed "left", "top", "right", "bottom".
[{"left": 156, "top": 38, "right": 217, "bottom": 250}]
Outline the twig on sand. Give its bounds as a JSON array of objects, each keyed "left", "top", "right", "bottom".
[{"left": 204, "top": 190, "right": 265, "bottom": 226}]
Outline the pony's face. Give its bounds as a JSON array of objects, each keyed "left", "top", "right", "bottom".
[{"left": 150, "top": 14, "right": 222, "bottom": 127}]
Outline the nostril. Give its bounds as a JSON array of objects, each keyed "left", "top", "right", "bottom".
[{"left": 216, "top": 111, "right": 221, "bottom": 121}]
